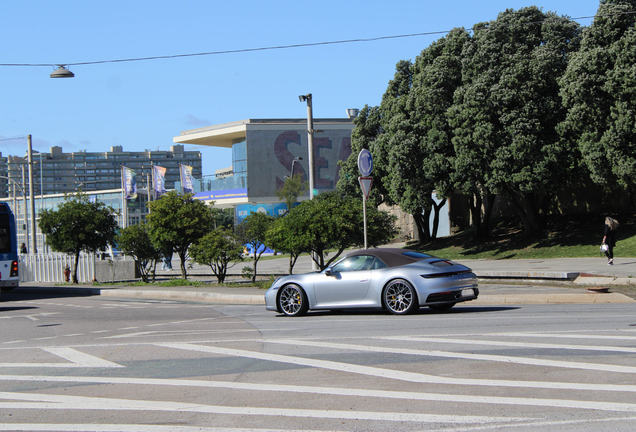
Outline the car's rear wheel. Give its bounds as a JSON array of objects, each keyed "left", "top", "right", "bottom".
[
  {"left": 428, "top": 302, "right": 456, "bottom": 312},
  {"left": 278, "top": 284, "right": 309, "bottom": 317},
  {"left": 383, "top": 279, "right": 419, "bottom": 315}
]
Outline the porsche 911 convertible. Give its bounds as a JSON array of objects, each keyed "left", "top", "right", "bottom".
[{"left": 264, "top": 248, "right": 478, "bottom": 316}]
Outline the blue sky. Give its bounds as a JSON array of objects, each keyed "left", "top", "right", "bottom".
[{"left": 1, "top": 0, "right": 600, "bottom": 177}]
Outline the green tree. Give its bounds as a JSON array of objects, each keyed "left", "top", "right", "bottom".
[
  {"left": 211, "top": 208, "right": 234, "bottom": 230},
  {"left": 189, "top": 228, "right": 244, "bottom": 283},
  {"left": 38, "top": 192, "right": 118, "bottom": 283},
  {"left": 378, "top": 29, "right": 470, "bottom": 242},
  {"left": 235, "top": 212, "right": 275, "bottom": 282},
  {"left": 449, "top": 7, "right": 581, "bottom": 237},
  {"left": 283, "top": 191, "right": 398, "bottom": 270},
  {"left": 275, "top": 174, "right": 308, "bottom": 214},
  {"left": 559, "top": 0, "right": 636, "bottom": 195},
  {"left": 146, "top": 191, "right": 215, "bottom": 279},
  {"left": 116, "top": 222, "right": 162, "bottom": 283},
  {"left": 266, "top": 213, "right": 307, "bottom": 274}
]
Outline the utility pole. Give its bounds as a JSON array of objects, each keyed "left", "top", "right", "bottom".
[
  {"left": 27, "top": 135, "right": 37, "bottom": 253},
  {"left": 21, "top": 165, "right": 29, "bottom": 252}
]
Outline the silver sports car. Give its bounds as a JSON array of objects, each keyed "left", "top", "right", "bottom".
[{"left": 264, "top": 248, "right": 478, "bottom": 316}]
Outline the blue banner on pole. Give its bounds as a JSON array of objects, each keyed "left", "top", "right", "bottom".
[
  {"left": 180, "top": 164, "right": 194, "bottom": 194},
  {"left": 153, "top": 165, "right": 167, "bottom": 199},
  {"left": 122, "top": 167, "right": 137, "bottom": 200}
]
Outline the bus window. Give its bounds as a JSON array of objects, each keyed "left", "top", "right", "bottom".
[{"left": 0, "top": 226, "right": 9, "bottom": 253}]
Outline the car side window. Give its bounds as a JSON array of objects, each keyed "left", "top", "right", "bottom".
[
  {"left": 371, "top": 258, "right": 388, "bottom": 269},
  {"left": 332, "top": 255, "right": 374, "bottom": 273}
]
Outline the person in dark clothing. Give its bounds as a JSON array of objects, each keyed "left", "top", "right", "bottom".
[
  {"left": 20, "top": 243, "right": 27, "bottom": 254},
  {"left": 602, "top": 217, "right": 619, "bottom": 265}
]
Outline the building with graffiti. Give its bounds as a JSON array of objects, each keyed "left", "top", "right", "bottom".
[{"left": 173, "top": 118, "right": 354, "bottom": 222}]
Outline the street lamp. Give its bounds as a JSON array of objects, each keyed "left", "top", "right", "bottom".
[
  {"left": 50, "top": 65, "right": 75, "bottom": 78},
  {"left": 291, "top": 156, "right": 302, "bottom": 178},
  {"left": 298, "top": 94, "right": 316, "bottom": 200}
]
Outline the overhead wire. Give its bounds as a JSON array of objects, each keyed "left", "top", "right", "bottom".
[{"left": 0, "top": 12, "right": 631, "bottom": 68}]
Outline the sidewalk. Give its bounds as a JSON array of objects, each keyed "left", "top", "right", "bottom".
[{"left": 11, "top": 255, "right": 636, "bottom": 306}]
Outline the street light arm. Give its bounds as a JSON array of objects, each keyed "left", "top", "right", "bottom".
[{"left": 0, "top": 176, "right": 25, "bottom": 195}]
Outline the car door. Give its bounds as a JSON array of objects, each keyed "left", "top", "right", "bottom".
[{"left": 313, "top": 255, "right": 374, "bottom": 306}]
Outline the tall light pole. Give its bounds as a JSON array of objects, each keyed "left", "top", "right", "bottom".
[
  {"left": 27, "top": 135, "right": 37, "bottom": 253},
  {"left": 298, "top": 94, "right": 315, "bottom": 199},
  {"left": 299, "top": 94, "right": 318, "bottom": 270}
]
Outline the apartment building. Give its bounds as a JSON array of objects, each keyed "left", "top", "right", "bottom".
[{"left": 5, "top": 144, "right": 202, "bottom": 197}]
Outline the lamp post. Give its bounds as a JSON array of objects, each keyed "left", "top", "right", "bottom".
[
  {"left": 298, "top": 94, "right": 315, "bottom": 199},
  {"left": 299, "top": 94, "right": 318, "bottom": 270}
]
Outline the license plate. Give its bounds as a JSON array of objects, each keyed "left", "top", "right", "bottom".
[{"left": 461, "top": 289, "right": 474, "bottom": 298}]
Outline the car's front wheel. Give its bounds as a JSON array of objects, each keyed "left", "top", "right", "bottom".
[
  {"left": 383, "top": 279, "right": 419, "bottom": 315},
  {"left": 278, "top": 284, "right": 309, "bottom": 317}
]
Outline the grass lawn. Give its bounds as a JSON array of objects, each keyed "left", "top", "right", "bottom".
[{"left": 408, "top": 213, "right": 636, "bottom": 260}]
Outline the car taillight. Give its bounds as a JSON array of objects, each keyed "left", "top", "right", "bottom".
[{"left": 10, "top": 260, "right": 18, "bottom": 277}]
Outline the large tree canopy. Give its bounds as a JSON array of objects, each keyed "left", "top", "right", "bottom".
[
  {"left": 39, "top": 192, "right": 118, "bottom": 283},
  {"left": 448, "top": 7, "right": 581, "bottom": 236},
  {"left": 559, "top": 0, "right": 636, "bottom": 191}
]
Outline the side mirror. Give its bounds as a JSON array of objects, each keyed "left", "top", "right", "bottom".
[{"left": 324, "top": 269, "right": 333, "bottom": 277}]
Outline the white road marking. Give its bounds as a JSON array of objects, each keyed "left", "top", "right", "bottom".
[
  {"left": 100, "top": 329, "right": 259, "bottom": 339},
  {"left": 266, "top": 338, "right": 636, "bottom": 374},
  {"left": 157, "top": 342, "right": 636, "bottom": 392},
  {"left": 2, "top": 374, "right": 636, "bottom": 413},
  {"left": 0, "top": 348, "right": 123, "bottom": 368},
  {"left": 41, "top": 347, "right": 124, "bottom": 368},
  {"left": 0, "top": 313, "right": 59, "bottom": 321},
  {"left": 0, "top": 391, "right": 525, "bottom": 424},
  {"left": 494, "top": 332, "right": 636, "bottom": 341},
  {"left": 441, "top": 416, "right": 636, "bottom": 432},
  {"left": 0, "top": 425, "right": 330, "bottom": 432},
  {"left": 381, "top": 335, "right": 636, "bottom": 353}
]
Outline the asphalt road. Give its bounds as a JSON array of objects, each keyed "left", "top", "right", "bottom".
[{"left": 1, "top": 290, "right": 636, "bottom": 431}]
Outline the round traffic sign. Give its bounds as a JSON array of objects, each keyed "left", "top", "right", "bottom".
[{"left": 358, "top": 149, "right": 373, "bottom": 176}]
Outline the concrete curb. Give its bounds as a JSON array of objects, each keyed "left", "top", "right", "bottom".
[
  {"left": 471, "top": 293, "right": 634, "bottom": 305},
  {"left": 99, "top": 289, "right": 265, "bottom": 304},
  {"left": 475, "top": 271, "right": 579, "bottom": 281},
  {"left": 573, "top": 276, "right": 636, "bottom": 286}
]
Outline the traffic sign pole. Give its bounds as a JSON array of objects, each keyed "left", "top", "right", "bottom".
[
  {"left": 358, "top": 176, "right": 373, "bottom": 249},
  {"left": 357, "top": 149, "right": 374, "bottom": 251}
]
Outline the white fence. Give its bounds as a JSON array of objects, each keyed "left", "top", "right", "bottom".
[{"left": 19, "top": 253, "right": 95, "bottom": 283}]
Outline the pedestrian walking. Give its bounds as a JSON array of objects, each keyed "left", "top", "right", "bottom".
[
  {"left": 20, "top": 243, "right": 27, "bottom": 254},
  {"left": 602, "top": 216, "right": 619, "bottom": 265},
  {"left": 161, "top": 249, "right": 173, "bottom": 271}
]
